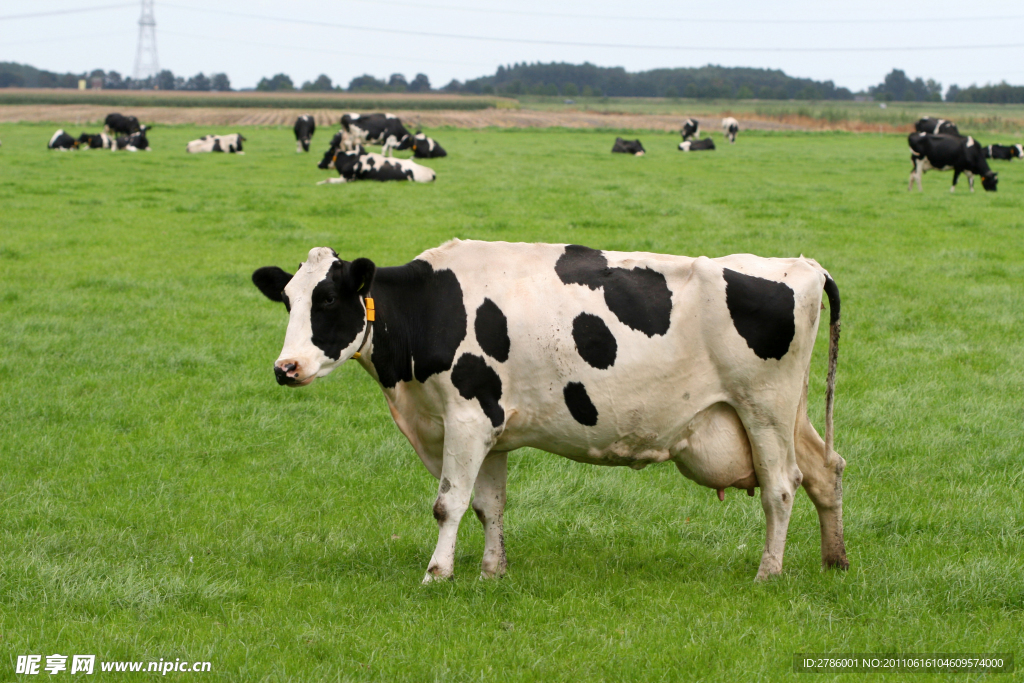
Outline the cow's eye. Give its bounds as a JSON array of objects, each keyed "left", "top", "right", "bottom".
[{"left": 322, "top": 296, "right": 335, "bottom": 306}]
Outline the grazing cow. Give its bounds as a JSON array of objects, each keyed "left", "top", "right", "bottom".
[
  {"left": 908, "top": 132, "right": 997, "bottom": 192},
  {"left": 186, "top": 133, "right": 246, "bottom": 154},
  {"left": 294, "top": 115, "right": 316, "bottom": 153},
  {"left": 410, "top": 132, "right": 448, "bottom": 158},
  {"left": 317, "top": 148, "right": 435, "bottom": 184},
  {"left": 722, "top": 117, "right": 739, "bottom": 144},
  {"left": 611, "top": 137, "right": 645, "bottom": 156},
  {"left": 114, "top": 127, "right": 152, "bottom": 151},
  {"left": 251, "top": 239, "right": 847, "bottom": 583},
  {"left": 77, "top": 133, "right": 114, "bottom": 149},
  {"left": 680, "top": 118, "right": 700, "bottom": 141},
  {"left": 679, "top": 137, "right": 716, "bottom": 152},
  {"left": 104, "top": 113, "right": 142, "bottom": 136},
  {"left": 341, "top": 113, "right": 412, "bottom": 156},
  {"left": 48, "top": 129, "right": 79, "bottom": 150},
  {"left": 914, "top": 117, "right": 960, "bottom": 137},
  {"left": 983, "top": 143, "right": 1023, "bottom": 161}
]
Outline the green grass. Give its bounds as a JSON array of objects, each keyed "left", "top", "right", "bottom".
[{"left": 1, "top": 122, "right": 1022, "bottom": 682}]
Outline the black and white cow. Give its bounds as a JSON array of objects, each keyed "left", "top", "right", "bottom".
[
  {"left": 341, "top": 113, "right": 412, "bottom": 156},
  {"left": 104, "top": 113, "right": 142, "bottom": 136},
  {"left": 294, "top": 115, "right": 316, "bottom": 153},
  {"left": 114, "top": 127, "right": 151, "bottom": 151},
  {"left": 409, "top": 132, "right": 447, "bottom": 158},
  {"left": 680, "top": 118, "right": 700, "bottom": 141},
  {"left": 722, "top": 117, "right": 739, "bottom": 144},
  {"left": 252, "top": 240, "right": 848, "bottom": 583},
  {"left": 611, "top": 137, "right": 645, "bottom": 156},
  {"left": 77, "top": 132, "right": 114, "bottom": 149},
  {"left": 678, "top": 137, "right": 715, "bottom": 152},
  {"left": 186, "top": 133, "right": 245, "bottom": 154},
  {"left": 908, "top": 132, "right": 997, "bottom": 192},
  {"left": 914, "top": 117, "right": 960, "bottom": 137},
  {"left": 983, "top": 143, "right": 1023, "bottom": 161},
  {"left": 48, "top": 129, "right": 79, "bottom": 150},
  {"left": 317, "top": 148, "right": 435, "bottom": 184}
]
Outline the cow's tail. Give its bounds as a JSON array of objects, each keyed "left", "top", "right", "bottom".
[{"left": 822, "top": 274, "right": 841, "bottom": 464}]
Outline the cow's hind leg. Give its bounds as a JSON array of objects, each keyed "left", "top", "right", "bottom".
[
  {"left": 423, "top": 416, "right": 494, "bottom": 583},
  {"left": 473, "top": 451, "right": 508, "bottom": 579},
  {"left": 794, "top": 398, "right": 848, "bottom": 570}
]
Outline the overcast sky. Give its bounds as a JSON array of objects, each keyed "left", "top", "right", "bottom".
[{"left": 4, "top": 0, "right": 1024, "bottom": 93}]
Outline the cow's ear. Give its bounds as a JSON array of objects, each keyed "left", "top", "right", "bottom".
[
  {"left": 346, "top": 258, "right": 376, "bottom": 296},
  {"left": 252, "top": 266, "right": 292, "bottom": 302}
]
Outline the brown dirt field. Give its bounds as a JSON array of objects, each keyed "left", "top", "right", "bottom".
[{"left": 0, "top": 104, "right": 913, "bottom": 133}]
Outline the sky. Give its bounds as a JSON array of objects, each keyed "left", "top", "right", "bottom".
[{"left": 3, "top": 0, "right": 1024, "bottom": 93}]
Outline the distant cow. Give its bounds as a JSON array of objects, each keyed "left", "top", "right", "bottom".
[
  {"left": 294, "top": 115, "right": 316, "bottom": 153},
  {"left": 914, "top": 117, "right": 960, "bottom": 137},
  {"left": 611, "top": 137, "right": 645, "bottom": 156},
  {"left": 679, "top": 138, "right": 716, "bottom": 152},
  {"left": 186, "top": 133, "right": 246, "bottom": 154},
  {"left": 77, "top": 132, "right": 114, "bottom": 149},
  {"left": 115, "top": 127, "right": 151, "bottom": 152},
  {"left": 410, "top": 132, "right": 447, "bottom": 158},
  {"left": 104, "top": 113, "right": 142, "bottom": 136},
  {"left": 908, "top": 132, "right": 997, "bottom": 192},
  {"left": 48, "top": 129, "right": 79, "bottom": 150},
  {"left": 317, "top": 148, "right": 435, "bottom": 184},
  {"left": 341, "top": 113, "right": 412, "bottom": 156},
  {"left": 722, "top": 117, "right": 739, "bottom": 144},
  {"left": 680, "top": 118, "right": 700, "bottom": 141},
  {"left": 983, "top": 143, "right": 1023, "bottom": 161}
]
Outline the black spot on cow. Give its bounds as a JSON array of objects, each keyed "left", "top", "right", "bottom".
[
  {"left": 722, "top": 268, "right": 796, "bottom": 361},
  {"left": 563, "top": 381, "right": 598, "bottom": 426},
  {"left": 439, "top": 477, "right": 451, "bottom": 493},
  {"left": 571, "top": 313, "right": 617, "bottom": 369},
  {"left": 433, "top": 497, "right": 447, "bottom": 523},
  {"left": 555, "top": 245, "right": 672, "bottom": 337},
  {"left": 450, "top": 353, "right": 504, "bottom": 428},
  {"left": 475, "top": 298, "right": 510, "bottom": 362},
  {"left": 368, "top": 260, "right": 468, "bottom": 388}
]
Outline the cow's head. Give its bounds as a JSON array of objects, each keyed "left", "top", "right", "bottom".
[
  {"left": 253, "top": 248, "right": 376, "bottom": 387},
  {"left": 1014, "top": 144, "right": 1024, "bottom": 159},
  {"left": 982, "top": 172, "right": 998, "bottom": 192},
  {"left": 393, "top": 133, "right": 413, "bottom": 151}
]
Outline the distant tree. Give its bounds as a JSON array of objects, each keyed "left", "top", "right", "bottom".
[
  {"left": 797, "top": 85, "right": 818, "bottom": 100},
  {"left": 210, "top": 73, "right": 231, "bottom": 91},
  {"left": 257, "top": 73, "right": 294, "bottom": 91},
  {"left": 736, "top": 84, "right": 754, "bottom": 99},
  {"left": 388, "top": 73, "right": 408, "bottom": 91},
  {"left": 663, "top": 85, "right": 679, "bottom": 98},
  {"left": 581, "top": 84, "right": 594, "bottom": 97},
  {"left": 441, "top": 79, "right": 462, "bottom": 92},
  {"left": 947, "top": 81, "right": 1024, "bottom": 104},
  {"left": 407, "top": 73, "right": 431, "bottom": 92},
  {"left": 173, "top": 76, "right": 186, "bottom": 90},
  {"left": 104, "top": 70, "right": 125, "bottom": 89},
  {"left": 945, "top": 84, "right": 960, "bottom": 102},
  {"left": 185, "top": 72, "right": 211, "bottom": 91},
  {"left": 869, "top": 69, "right": 938, "bottom": 101},
  {"left": 348, "top": 74, "right": 387, "bottom": 92},
  {"left": 301, "top": 74, "right": 333, "bottom": 91},
  {"left": 155, "top": 69, "right": 176, "bottom": 90},
  {"left": 562, "top": 82, "right": 579, "bottom": 97}
]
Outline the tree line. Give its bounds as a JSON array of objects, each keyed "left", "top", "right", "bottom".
[{"left": 0, "top": 63, "right": 229, "bottom": 91}]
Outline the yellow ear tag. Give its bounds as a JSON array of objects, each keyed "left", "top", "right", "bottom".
[
  {"left": 352, "top": 352, "right": 361, "bottom": 359},
  {"left": 365, "top": 297, "right": 375, "bottom": 321}
]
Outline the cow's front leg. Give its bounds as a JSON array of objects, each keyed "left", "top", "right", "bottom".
[
  {"left": 966, "top": 171, "right": 975, "bottom": 192},
  {"left": 423, "top": 417, "right": 494, "bottom": 583},
  {"left": 951, "top": 169, "right": 961, "bottom": 192},
  {"left": 473, "top": 451, "right": 508, "bottom": 579}
]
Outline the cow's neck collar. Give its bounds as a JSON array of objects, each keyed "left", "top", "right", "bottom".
[{"left": 351, "top": 294, "right": 375, "bottom": 360}]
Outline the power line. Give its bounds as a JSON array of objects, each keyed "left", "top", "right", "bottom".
[
  {"left": 0, "top": 3, "right": 135, "bottom": 21},
  {"left": 343, "top": 0, "right": 1024, "bottom": 26},
  {"left": 160, "top": 4, "right": 1024, "bottom": 53}
]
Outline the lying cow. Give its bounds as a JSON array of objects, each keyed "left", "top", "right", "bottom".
[
  {"left": 983, "top": 143, "right": 1023, "bottom": 161},
  {"left": 908, "top": 132, "right": 997, "bottom": 192},
  {"left": 317, "top": 148, "right": 435, "bottom": 184},
  {"left": 342, "top": 113, "right": 412, "bottom": 156},
  {"left": 294, "top": 115, "right": 316, "bottom": 153},
  {"left": 611, "top": 137, "right": 645, "bottom": 156},
  {"left": 252, "top": 239, "right": 847, "bottom": 583},
  {"left": 77, "top": 132, "right": 114, "bottom": 149},
  {"left": 48, "top": 129, "right": 79, "bottom": 150},
  {"left": 410, "top": 132, "right": 447, "bottom": 158},
  {"left": 914, "top": 117, "right": 959, "bottom": 137},
  {"left": 679, "top": 138, "right": 716, "bottom": 152},
  {"left": 186, "top": 133, "right": 245, "bottom": 154},
  {"left": 114, "top": 127, "right": 151, "bottom": 151},
  {"left": 680, "top": 118, "right": 700, "bottom": 141},
  {"left": 105, "top": 113, "right": 142, "bottom": 136},
  {"left": 722, "top": 117, "right": 739, "bottom": 144}
]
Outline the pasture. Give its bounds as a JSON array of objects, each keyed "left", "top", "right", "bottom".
[{"left": 1, "top": 121, "right": 1022, "bottom": 681}]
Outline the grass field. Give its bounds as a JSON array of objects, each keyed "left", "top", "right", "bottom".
[{"left": 1, "top": 122, "right": 1023, "bottom": 682}]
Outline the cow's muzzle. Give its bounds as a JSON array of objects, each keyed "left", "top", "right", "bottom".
[{"left": 274, "top": 360, "right": 315, "bottom": 387}]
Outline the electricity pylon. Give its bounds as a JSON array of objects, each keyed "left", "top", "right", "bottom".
[{"left": 133, "top": 0, "right": 159, "bottom": 81}]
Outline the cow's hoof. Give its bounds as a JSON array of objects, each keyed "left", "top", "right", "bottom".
[{"left": 422, "top": 571, "right": 453, "bottom": 585}]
